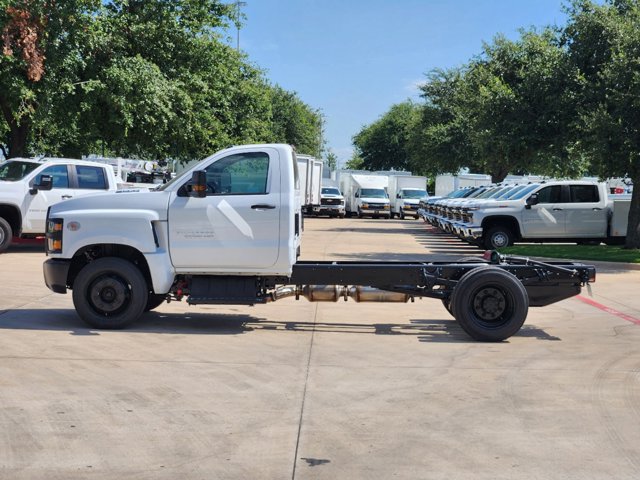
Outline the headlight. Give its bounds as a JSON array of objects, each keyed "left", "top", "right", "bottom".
[
  {"left": 361, "top": 203, "right": 369, "bottom": 208},
  {"left": 46, "top": 218, "right": 64, "bottom": 254}
]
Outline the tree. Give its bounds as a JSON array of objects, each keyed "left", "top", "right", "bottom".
[
  {"left": 268, "top": 85, "right": 322, "bottom": 157},
  {"left": 325, "top": 149, "right": 337, "bottom": 171},
  {"left": 353, "top": 101, "right": 420, "bottom": 171},
  {"left": 344, "top": 152, "right": 364, "bottom": 170},
  {"left": 1, "top": 0, "right": 101, "bottom": 158},
  {"left": 564, "top": 0, "right": 640, "bottom": 248}
]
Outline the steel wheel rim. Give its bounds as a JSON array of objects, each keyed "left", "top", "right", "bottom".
[
  {"left": 89, "top": 275, "right": 130, "bottom": 315},
  {"left": 470, "top": 285, "right": 513, "bottom": 327}
]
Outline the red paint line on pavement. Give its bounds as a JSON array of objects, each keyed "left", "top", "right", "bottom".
[{"left": 576, "top": 295, "right": 640, "bottom": 325}]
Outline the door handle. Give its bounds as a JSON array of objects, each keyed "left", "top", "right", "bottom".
[
  {"left": 61, "top": 195, "right": 73, "bottom": 199},
  {"left": 251, "top": 204, "right": 276, "bottom": 210},
  {"left": 552, "top": 208, "right": 563, "bottom": 211},
  {"left": 592, "top": 208, "right": 602, "bottom": 211}
]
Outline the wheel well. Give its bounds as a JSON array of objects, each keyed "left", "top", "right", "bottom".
[
  {"left": 0, "top": 205, "right": 22, "bottom": 235},
  {"left": 481, "top": 216, "right": 521, "bottom": 240},
  {"left": 68, "top": 244, "right": 154, "bottom": 292}
]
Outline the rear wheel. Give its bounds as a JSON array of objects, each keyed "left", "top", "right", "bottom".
[
  {"left": 0, "top": 217, "right": 13, "bottom": 253},
  {"left": 451, "top": 267, "right": 528, "bottom": 341},
  {"left": 72, "top": 257, "right": 148, "bottom": 329}
]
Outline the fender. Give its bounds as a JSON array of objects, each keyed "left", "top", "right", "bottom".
[{"left": 59, "top": 209, "right": 163, "bottom": 256}]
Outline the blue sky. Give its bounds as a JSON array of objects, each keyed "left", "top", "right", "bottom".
[{"left": 238, "top": 0, "right": 569, "bottom": 167}]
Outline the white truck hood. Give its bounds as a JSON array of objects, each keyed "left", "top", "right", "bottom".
[{"left": 49, "top": 190, "right": 170, "bottom": 220}]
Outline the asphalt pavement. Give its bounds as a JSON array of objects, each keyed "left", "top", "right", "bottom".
[{"left": 1, "top": 218, "right": 639, "bottom": 479}]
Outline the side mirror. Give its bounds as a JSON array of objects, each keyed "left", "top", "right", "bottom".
[
  {"left": 396, "top": 193, "right": 401, "bottom": 199},
  {"left": 30, "top": 174, "right": 53, "bottom": 194},
  {"left": 190, "top": 171, "right": 207, "bottom": 198},
  {"left": 354, "top": 192, "right": 359, "bottom": 198},
  {"left": 525, "top": 194, "right": 539, "bottom": 209}
]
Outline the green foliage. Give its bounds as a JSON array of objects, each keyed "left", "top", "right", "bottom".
[
  {"left": 501, "top": 244, "right": 640, "bottom": 264},
  {"left": 353, "top": 101, "right": 420, "bottom": 172},
  {"left": 344, "top": 153, "right": 364, "bottom": 170},
  {"left": 0, "top": 0, "right": 321, "bottom": 164},
  {"left": 268, "top": 85, "right": 322, "bottom": 157},
  {"left": 325, "top": 150, "right": 338, "bottom": 171}
]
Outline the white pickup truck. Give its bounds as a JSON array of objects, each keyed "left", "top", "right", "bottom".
[
  {"left": 455, "top": 181, "right": 629, "bottom": 249},
  {"left": 42, "top": 144, "right": 596, "bottom": 342},
  {"left": 0, "top": 157, "right": 120, "bottom": 252}
]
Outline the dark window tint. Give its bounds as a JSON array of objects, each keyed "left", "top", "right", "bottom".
[
  {"left": 535, "top": 185, "right": 562, "bottom": 203},
  {"left": 570, "top": 185, "right": 599, "bottom": 203},
  {"left": 77, "top": 166, "right": 107, "bottom": 189},
  {"left": 35, "top": 164, "right": 69, "bottom": 188}
]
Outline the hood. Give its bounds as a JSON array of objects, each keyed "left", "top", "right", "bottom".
[{"left": 50, "top": 190, "right": 170, "bottom": 221}]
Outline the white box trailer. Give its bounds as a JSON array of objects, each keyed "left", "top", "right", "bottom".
[
  {"left": 435, "top": 173, "right": 492, "bottom": 197},
  {"left": 388, "top": 175, "right": 428, "bottom": 219},
  {"left": 339, "top": 172, "right": 390, "bottom": 218}
]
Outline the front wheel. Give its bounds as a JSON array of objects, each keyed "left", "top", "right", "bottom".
[
  {"left": 483, "top": 226, "right": 514, "bottom": 250},
  {"left": 72, "top": 257, "right": 148, "bottom": 329},
  {"left": 0, "top": 217, "right": 13, "bottom": 253},
  {"left": 145, "top": 294, "right": 167, "bottom": 312},
  {"left": 450, "top": 266, "right": 528, "bottom": 341}
]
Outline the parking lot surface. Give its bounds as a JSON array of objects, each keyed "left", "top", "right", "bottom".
[{"left": 1, "top": 218, "right": 639, "bottom": 479}]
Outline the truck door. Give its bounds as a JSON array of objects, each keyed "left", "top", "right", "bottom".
[
  {"left": 23, "top": 164, "right": 75, "bottom": 234},
  {"left": 168, "top": 149, "right": 281, "bottom": 270},
  {"left": 564, "top": 184, "right": 607, "bottom": 237},
  {"left": 521, "top": 185, "right": 565, "bottom": 237}
]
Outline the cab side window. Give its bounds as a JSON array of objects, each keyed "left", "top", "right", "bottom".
[
  {"left": 204, "top": 152, "right": 269, "bottom": 195},
  {"left": 535, "top": 185, "right": 562, "bottom": 203},
  {"left": 570, "top": 185, "right": 599, "bottom": 203},
  {"left": 76, "top": 166, "right": 107, "bottom": 190},
  {"left": 34, "top": 165, "right": 69, "bottom": 188}
]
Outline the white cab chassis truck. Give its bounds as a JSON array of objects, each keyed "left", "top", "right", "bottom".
[
  {"left": 388, "top": 175, "right": 428, "bottom": 219},
  {"left": 0, "top": 157, "right": 120, "bottom": 252},
  {"left": 43, "top": 144, "right": 595, "bottom": 342}
]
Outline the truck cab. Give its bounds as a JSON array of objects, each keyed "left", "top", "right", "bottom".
[{"left": 0, "top": 157, "right": 119, "bottom": 252}]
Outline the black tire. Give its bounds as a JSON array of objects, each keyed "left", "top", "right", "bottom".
[
  {"left": 72, "top": 257, "right": 148, "bottom": 329},
  {"left": 399, "top": 209, "right": 405, "bottom": 220},
  {"left": 145, "top": 294, "right": 167, "bottom": 312},
  {"left": 450, "top": 266, "right": 528, "bottom": 342},
  {"left": 441, "top": 297, "right": 454, "bottom": 317},
  {"left": 357, "top": 209, "right": 364, "bottom": 218},
  {"left": 389, "top": 212, "right": 395, "bottom": 219},
  {"left": 483, "top": 226, "right": 514, "bottom": 250},
  {"left": 0, "top": 217, "right": 13, "bottom": 253}
]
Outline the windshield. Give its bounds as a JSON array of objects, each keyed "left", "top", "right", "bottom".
[
  {"left": 322, "top": 187, "right": 341, "bottom": 195},
  {"left": 0, "top": 160, "right": 40, "bottom": 181},
  {"left": 508, "top": 184, "right": 540, "bottom": 199},
  {"left": 360, "top": 188, "right": 387, "bottom": 198},
  {"left": 402, "top": 189, "right": 427, "bottom": 199},
  {"left": 475, "top": 187, "right": 501, "bottom": 199}
]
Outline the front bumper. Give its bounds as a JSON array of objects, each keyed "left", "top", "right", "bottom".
[
  {"left": 313, "top": 205, "right": 345, "bottom": 215},
  {"left": 43, "top": 258, "right": 71, "bottom": 294}
]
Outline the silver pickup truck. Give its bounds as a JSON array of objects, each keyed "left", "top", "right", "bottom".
[{"left": 445, "top": 181, "right": 629, "bottom": 249}]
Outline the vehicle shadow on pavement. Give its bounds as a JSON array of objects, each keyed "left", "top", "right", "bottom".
[
  {"left": 0, "top": 309, "right": 258, "bottom": 336},
  {"left": 411, "top": 320, "right": 561, "bottom": 343},
  {"left": 0, "top": 309, "right": 560, "bottom": 342}
]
